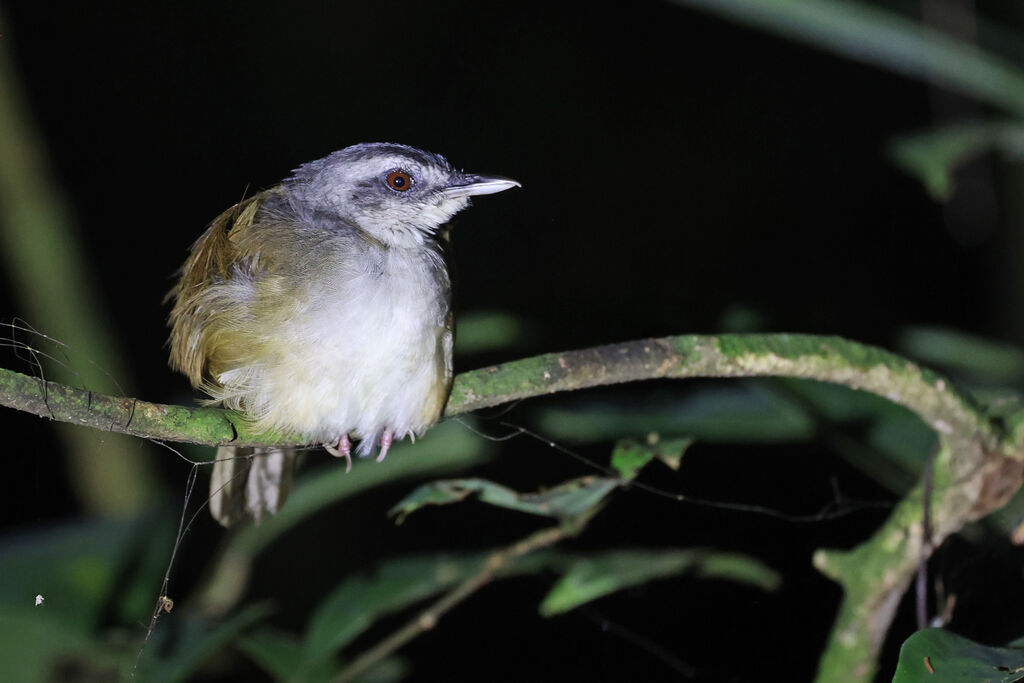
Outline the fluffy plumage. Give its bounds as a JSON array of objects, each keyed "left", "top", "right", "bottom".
[{"left": 167, "top": 143, "right": 518, "bottom": 525}]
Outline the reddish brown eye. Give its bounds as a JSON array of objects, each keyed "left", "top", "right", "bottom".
[{"left": 385, "top": 170, "right": 413, "bottom": 192}]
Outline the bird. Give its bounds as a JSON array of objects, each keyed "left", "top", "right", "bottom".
[{"left": 167, "top": 142, "right": 520, "bottom": 526}]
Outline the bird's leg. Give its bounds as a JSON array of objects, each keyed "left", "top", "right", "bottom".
[
  {"left": 324, "top": 434, "right": 353, "bottom": 473},
  {"left": 376, "top": 428, "right": 394, "bottom": 463}
]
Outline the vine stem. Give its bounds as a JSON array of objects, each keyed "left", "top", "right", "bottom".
[{"left": 3, "top": 332, "right": 1023, "bottom": 680}]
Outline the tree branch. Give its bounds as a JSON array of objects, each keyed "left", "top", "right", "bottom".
[
  {"left": 0, "top": 334, "right": 1001, "bottom": 449},
  {"left": 3, "top": 332, "right": 1022, "bottom": 680}
]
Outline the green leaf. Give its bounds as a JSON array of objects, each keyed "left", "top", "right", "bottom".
[
  {"left": 892, "top": 628, "right": 1024, "bottom": 682},
  {"left": 389, "top": 476, "right": 619, "bottom": 523},
  {"left": 610, "top": 437, "right": 693, "bottom": 480},
  {"left": 539, "top": 548, "right": 780, "bottom": 617},
  {"left": 672, "top": 0, "right": 1024, "bottom": 116}
]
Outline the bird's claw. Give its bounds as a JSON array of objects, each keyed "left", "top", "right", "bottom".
[
  {"left": 377, "top": 429, "right": 393, "bottom": 463},
  {"left": 324, "top": 434, "right": 352, "bottom": 473}
]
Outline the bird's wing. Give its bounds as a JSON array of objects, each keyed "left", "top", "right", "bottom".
[{"left": 167, "top": 190, "right": 274, "bottom": 387}]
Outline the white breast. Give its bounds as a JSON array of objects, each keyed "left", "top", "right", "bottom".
[{"left": 225, "top": 246, "right": 451, "bottom": 453}]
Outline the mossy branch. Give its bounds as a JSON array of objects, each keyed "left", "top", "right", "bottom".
[{"left": 2, "top": 332, "right": 1022, "bottom": 681}]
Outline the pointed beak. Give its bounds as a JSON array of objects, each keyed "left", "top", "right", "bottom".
[{"left": 443, "top": 174, "right": 521, "bottom": 199}]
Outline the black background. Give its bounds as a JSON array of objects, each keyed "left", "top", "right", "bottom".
[{"left": 1, "top": 2, "right": 1020, "bottom": 681}]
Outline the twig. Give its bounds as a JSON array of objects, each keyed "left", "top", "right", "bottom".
[
  {"left": 332, "top": 526, "right": 568, "bottom": 683},
  {"left": 915, "top": 455, "right": 935, "bottom": 631}
]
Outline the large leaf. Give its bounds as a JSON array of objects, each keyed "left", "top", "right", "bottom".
[
  {"left": 539, "top": 548, "right": 780, "bottom": 616},
  {"left": 673, "top": 0, "right": 1024, "bottom": 116},
  {"left": 892, "top": 628, "right": 1024, "bottom": 682}
]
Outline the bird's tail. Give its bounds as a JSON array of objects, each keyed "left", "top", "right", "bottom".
[{"left": 209, "top": 446, "right": 296, "bottom": 527}]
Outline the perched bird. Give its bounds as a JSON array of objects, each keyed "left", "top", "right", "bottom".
[{"left": 167, "top": 143, "right": 519, "bottom": 526}]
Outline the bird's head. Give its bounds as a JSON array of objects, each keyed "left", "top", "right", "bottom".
[{"left": 284, "top": 142, "right": 519, "bottom": 247}]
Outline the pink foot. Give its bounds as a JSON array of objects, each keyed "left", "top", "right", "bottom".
[
  {"left": 377, "top": 429, "right": 393, "bottom": 463},
  {"left": 324, "top": 434, "right": 353, "bottom": 473}
]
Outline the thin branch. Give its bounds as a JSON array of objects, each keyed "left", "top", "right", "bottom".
[
  {"left": 332, "top": 526, "right": 568, "bottom": 683},
  {"left": 0, "top": 333, "right": 1002, "bottom": 451},
  {"left": 2, "top": 332, "right": 1023, "bottom": 681}
]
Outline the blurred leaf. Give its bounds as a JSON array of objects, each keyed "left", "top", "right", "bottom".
[
  {"left": 302, "top": 553, "right": 491, "bottom": 665},
  {"left": 389, "top": 476, "right": 619, "bottom": 523},
  {"left": 302, "top": 549, "right": 560, "bottom": 670},
  {"left": 892, "top": 628, "right": 1024, "bottom": 682},
  {"left": 138, "top": 603, "right": 271, "bottom": 683},
  {"left": 649, "top": 437, "right": 691, "bottom": 470},
  {"left": 898, "top": 326, "right": 1024, "bottom": 383},
  {"left": 0, "top": 607, "right": 125, "bottom": 682},
  {"left": 717, "top": 304, "right": 767, "bottom": 333},
  {"left": 0, "top": 516, "right": 147, "bottom": 632},
  {"left": 453, "top": 310, "right": 529, "bottom": 354},
  {"left": 237, "top": 626, "right": 340, "bottom": 683},
  {"left": 864, "top": 414, "right": 935, "bottom": 473},
  {"left": 773, "top": 377, "right": 916, "bottom": 422},
  {"left": 822, "top": 408, "right": 934, "bottom": 494},
  {"left": 888, "top": 123, "right": 1024, "bottom": 201},
  {"left": 536, "top": 383, "right": 816, "bottom": 443},
  {"left": 828, "top": 428, "right": 922, "bottom": 495},
  {"left": 610, "top": 437, "right": 693, "bottom": 480},
  {"left": 0, "top": 17, "right": 161, "bottom": 514},
  {"left": 116, "top": 512, "right": 179, "bottom": 625},
  {"left": 776, "top": 377, "right": 934, "bottom": 492},
  {"left": 673, "top": 0, "right": 1024, "bottom": 116},
  {"left": 301, "top": 544, "right": 779, "bottom": 675},
  {"left": 539, "top": 548, "right": 780, "bottom": 616}
]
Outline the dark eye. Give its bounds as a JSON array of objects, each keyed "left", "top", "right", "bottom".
[{"left": 385, "top": 170, "right": 413, "bottom": 192}]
